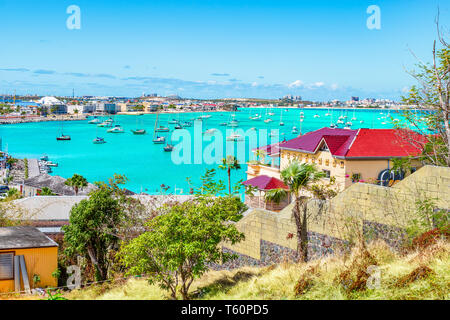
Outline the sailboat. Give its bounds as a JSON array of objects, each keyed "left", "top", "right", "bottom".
[
  {"left": 279, "top": 109, "right": 284, "bottom": 126},
  {"left": 325, "top": 108, "right": 331, "bottom": 116},
  {"left": 56, "top": 119, "right": 71, "bottom": 141},
  {"left": 131, "top": 114, "right": 146, "bottom": 134},
  {"left": 227, "top": 113, "right": 239, "bottom": 127},
  {"left": 153, "top": 112, "right": 166, "bottom": 144},
  {"left": 329, "top": 111, "right": 337, "bottom": 128},
  {"left": 163, "top": 133, "right": 174, "bottom": 152},
  {"left": 351, "top": 108, "right": 357, "bottom": 121}
]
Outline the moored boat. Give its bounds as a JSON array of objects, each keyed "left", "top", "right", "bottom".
[{"left": 93, "top": 137, "right": 106, "bottom": 144}]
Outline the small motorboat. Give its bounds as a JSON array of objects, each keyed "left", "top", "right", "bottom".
[
  {"left": 227, "top": 120, "right": 239, "bottom": 127},
  {"left": 226, "top": 134, "right": 243, "bottom": 142},
  {"left": 182, "top": 121, "right": 192, "bottom": 127},
  {"left": 219, "top": 122, "right": 228, "bottom": 126},
  {"left": 40, "top": 155, "right": 49, "bottom": 161},
  {"left": 88, "top": 118, "right": 101, "bottom": 124},
  {"left": 174, "top": 124, "right": 183, "bottom": 130},
  {"left": 93, "top": 137, "right": 106, "bottom": 144},
  {"left": 153, "top": 136, "right": 166, "bottom": 144},
  {"left": 57, "top": 135, "right": 71, "bottom": 141},
  {"left": 203, "top": 129, "right": 217, "bottom": 135},
  {"left": 163, "top": 144, "right": 174, "bottom": 152},
  {"left": 279, "top": 122, "right": 284, "bottom": 126},
  {"left": 313, "top": 114, "right": 320, "bottom": 118},
  {"left": 107, "top": 125, "right": 125, "bottom": 133},
  {"left": 131, "top": 129, "right": 146, "bottom": 135},
  {"left": 155, "top": 126, "right": 170, "bottom": 132},
  {"left": 168, "top": 119, "right": 178, "bottom": 124},
  {"left": 292, "top": 127, "right": 298, "bottom": 134}
]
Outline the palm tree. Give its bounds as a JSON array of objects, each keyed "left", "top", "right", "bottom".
[
  {"left": 219, "top": 156, "right": 241, "bottom": 195},
  {"left": 266, "top": 161, "right": 324, "bottom": 262},
  {"left": 65, "top": 174, "right": 88, "bottom": 196}
]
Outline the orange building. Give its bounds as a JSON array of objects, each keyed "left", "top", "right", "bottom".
[{"left": 0, "top": 227, "right": 58, "bottom": 293}]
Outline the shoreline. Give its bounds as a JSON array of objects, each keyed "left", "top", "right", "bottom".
[{"left": 0, "top": 115, "right": 87, "bottom": 125}]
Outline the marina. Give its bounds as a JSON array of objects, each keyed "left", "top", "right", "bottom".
[{"left": 0, "top": 107, "right": 406, "bottom": 194}]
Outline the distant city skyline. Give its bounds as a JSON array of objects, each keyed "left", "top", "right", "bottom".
[{"left": 0, "top": 0, "right": 448, "bottom": 100}]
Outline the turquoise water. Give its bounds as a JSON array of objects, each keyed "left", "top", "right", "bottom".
[{"left": 0, "top": 108, "right": 400, "bottom": 194}]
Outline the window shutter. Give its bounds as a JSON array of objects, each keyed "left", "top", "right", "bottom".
[{"left": 0, "top": 253, "right": 14, "bottom": 280}]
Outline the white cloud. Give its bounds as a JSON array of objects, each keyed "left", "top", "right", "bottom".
[
  {"left": 331, "top": 83, "right": 339, "bottom": 90},
  {"left": 288, "top": 80, "right": 303, "bottom": 88},
  {"left": 251, "top": 82, "right": 258, "bottom": 87},
  {"left": 313, "top": 82, "right": 325, "bottom": 87}
]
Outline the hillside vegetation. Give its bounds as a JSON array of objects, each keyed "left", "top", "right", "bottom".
[{"left": 63, "top": 240, "right": 449, "bottom": 300}]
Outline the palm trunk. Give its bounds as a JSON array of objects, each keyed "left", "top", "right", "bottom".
[
  {"left": 293, "top": 196, "right": 308, "bottom": 262},
  {"left": 228, "top": 168, "right": 231, "bottom": 194}
]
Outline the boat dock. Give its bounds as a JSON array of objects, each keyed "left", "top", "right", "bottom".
[{"left": 27, "top": 159, "right": 41, "bottom": 178}]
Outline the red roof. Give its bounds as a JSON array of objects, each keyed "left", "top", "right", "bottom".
[
  {"left": 346, "top": 129, "right": 425, "bottom": 158},
  {"left": 275, "top": 127, "right": 425, "bottom": 159},
  {"left": 242, "top": 175, "right": 289, "bottom": 191},
  {"left": 280, "top": 127, "right": 358, "bottom": 157}
]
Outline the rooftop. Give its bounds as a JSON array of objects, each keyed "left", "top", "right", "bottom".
[
  {"left": 0, "top": 226, "right": 58, "bottom": 250},
  {"left": 243, "top": 175, "right": 289, "bottom": 191}
]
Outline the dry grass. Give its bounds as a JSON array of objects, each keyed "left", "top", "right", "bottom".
[{"left": 4, "top": 240, "right": 448, "bottom": 301}]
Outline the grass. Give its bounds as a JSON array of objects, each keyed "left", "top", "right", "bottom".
[
  {"left": 64, "top": 240, "right": 449, "bottom": 300},
  {"left": 5, "top": 240, "right": 448, "bottom": 300}
]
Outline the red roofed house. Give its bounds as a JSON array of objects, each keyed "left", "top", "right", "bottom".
[{"left": 245, "top": 127, "right": 424, "bottom": 195}]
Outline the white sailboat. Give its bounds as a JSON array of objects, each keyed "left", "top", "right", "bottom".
[{"left": 153, "top": 112, "right": 166, "bottom": 144}]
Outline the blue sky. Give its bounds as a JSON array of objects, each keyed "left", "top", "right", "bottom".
[{"left": 0, "top": 0, "right": 448, "bottom": 100}]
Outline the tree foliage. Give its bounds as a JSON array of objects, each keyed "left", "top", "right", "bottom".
[
  {"left": 62, "top": 187, "right": 122, "bottom": 281},
  {"left": 119, "top": 195, "right": 246, "bottom": 300},
  {"left": 400, "top": 18, "right": 449, "bottom": 167},
  {"left": 65, "top": 174, "right": 88, "bottom": 196}
]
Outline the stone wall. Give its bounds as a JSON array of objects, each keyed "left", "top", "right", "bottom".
[{"left": 219, "top": 166, "right": 449, "bottom": 269}]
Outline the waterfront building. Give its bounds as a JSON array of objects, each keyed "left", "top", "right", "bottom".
[{"left": 95, "top": 102, "right": 119, "bottom": 114}]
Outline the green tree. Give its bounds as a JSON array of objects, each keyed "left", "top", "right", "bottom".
[
  {"left": 65, "top": 174, "right": 88, "bottom": 196},
  {"left": 266, "top": 161, "right": 325, "bottom": 262},
  {"left": 62, "top": 187, "right": 122, "bottom": 281},
  {"left": 119, "top": 195, "right": 246, "bottom": 300},
  {"left": 400, "top": 19, "right": 449, "bottom": 166},
  {"left": 219, "top": 156, "right": 241, "bottom": 195},
  {"left": 39, "top": 187, "right": 56, "bottom": 196}
]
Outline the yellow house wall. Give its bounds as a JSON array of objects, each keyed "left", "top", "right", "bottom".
[
  {"left": 0, "top": 246, "right": 58, "bottom": 293},
  {"left": 280, "top": 150, "right": 347, "bottom": 190}
]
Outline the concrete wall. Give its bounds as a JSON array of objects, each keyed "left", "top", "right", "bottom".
[{"left": 221, "top": 165, "right": 450, "bottom": 266}]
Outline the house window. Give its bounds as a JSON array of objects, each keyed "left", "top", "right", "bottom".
[
  {"left": 351, "top": 173, "right": 362, "bottom": 183},
  {"left": 312, "top": 158, "right": 316, "bottom": 163},
  {"left": 332, "top": 160, "right": 336, "bottom": 168},
  {"left": 323, "top": 170, "right": 331, "bottom": 179},
  {"left": 0, "top": 252, "right": 14, "bottom": 280},
  {"left": 325, "top": 159, "right": 330, "bottom": 166},
  {"left": 340, "top": 161, "right": 345, "bottom": 168},
  {"left": 320, "top": 144, "right": 329, "bottom": 152},
  {"left": 318, "top": 158, "right": 322, "bottom": 165}
]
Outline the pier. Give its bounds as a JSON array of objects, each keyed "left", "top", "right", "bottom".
[{"left": 27, "top": 159, "right": 40, "bottom": 178}]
